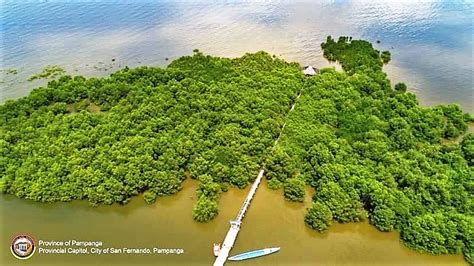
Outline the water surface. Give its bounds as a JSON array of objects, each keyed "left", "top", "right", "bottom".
[
  {"left": 1, "top": 0, "right": 473, "bottom": 112},
  {"left": 0, "top": 179, "right": 467, "bottom": 265},
  {"left": 0, "top": 2, "right": 472, "bottom": 265}
]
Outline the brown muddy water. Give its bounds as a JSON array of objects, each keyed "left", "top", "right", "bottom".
[{"left": 0, "top": 178, "right": 467, "bottom": 266}]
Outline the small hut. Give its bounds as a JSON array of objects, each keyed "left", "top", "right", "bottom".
[{"left": 303, "top": 65, "right": 317, "bottom": 76}]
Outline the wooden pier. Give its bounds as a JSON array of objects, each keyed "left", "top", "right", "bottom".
[
  {"left": 213, "top": 87, "right": 303, "bottom": 266},
  {"left": 213, "top": 169, "right": 265, "bottom": 266}
]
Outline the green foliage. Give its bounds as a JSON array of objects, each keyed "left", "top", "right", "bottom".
[
  {"left": 193, "top": 174, "right": 221, "bottom": 222},
  {"left": 267, "top": 178, "right": 283, "bottom": 190},
  {"left": 305, "top": 201, "right": 332, "bottom": 232},
  {"left": 277, "top": 36, "right": 470, "bottom": 262},
  {"left": 0, "top": 51, "right": 302, "bottom": 213},
  {"left": 321, "top": 36, "right": 385, "bottom": 75},
  {"left": 1, "top": 36, "right": 471, "bottom": 263},
  {"left": 265, "top": 147, "right": 296, "bottom": 182},
  {"left": 28, "top": 65, "right": 66, "bottom": 81},
  {"left": 394, "top": 82, "right": 407, "bottom": 93},
  {"left": 283, "top": 178, "right": 305, "bottom": 202},
  {"left": 400, "top": 212, "right": 472, "bottom": 256},
  {"left": 437, "top": 104, "right": 469, "bottom": 139},
  {"left": 370, "top": 206, "right": 396, "bottom": 232},
  {"left": 143, "top": 190, "right": 157, "bottom": 204},
  {"left": 381, "top": 50, "right": 391, "bottom": 63},
  {"left": 314, "top": 181, "right": 366, "bottom": 222},
  {"left": 460, "top": 133, "right": 474, "bottom": 165},
  {"left": 192, "top": 195, "right": 218, "bottom": 222},
  {"left": 196, "top": 175, "right": 221, "bottom": 201}
]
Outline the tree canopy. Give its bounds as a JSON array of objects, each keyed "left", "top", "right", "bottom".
[
  {"left": 0, "top": 37, "right": 472, "bottom": 263},
  {"left": 272, "top": 36, "right": 472, "bottom": 263},
  {"left": 0, "top": 50, "right": 303, "bottom": 222}
]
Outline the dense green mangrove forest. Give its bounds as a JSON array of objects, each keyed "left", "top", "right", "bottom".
[
  {"left": 270, "top": 36, "right": 473, "bottom": 263},
  {"left": 0, "top": 36, "right": 472, "bottom": 262}
]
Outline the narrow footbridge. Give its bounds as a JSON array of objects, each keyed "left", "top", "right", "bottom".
[
  {"left": 213, "top": 169, "right": 265, "bottom": 266},
  {"left": 213, "top": 88, "right": 303, "bottom": 266}
]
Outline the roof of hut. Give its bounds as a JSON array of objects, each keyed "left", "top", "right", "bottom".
[{"left": 303, "top": 66, "right": 316, "bottom": 76}]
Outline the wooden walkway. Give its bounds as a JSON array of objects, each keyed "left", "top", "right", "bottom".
[
  {"left": 213, "top": 87, "right": 303, "bottom": 266},
  {"left": 213, "top": 169, "right": 264, "bottom": 266}
]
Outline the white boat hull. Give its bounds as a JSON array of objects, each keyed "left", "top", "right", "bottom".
[{"left": 228, "top": 247, "right": 280, "bottom": 261}]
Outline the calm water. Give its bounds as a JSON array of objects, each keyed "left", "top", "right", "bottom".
[
  {"left": 0, "top": 0, "right": 473, "bottom": 112},
  {"left": 0, "top": 179, "right": 467, "bottom": 266},
  {"left": 0, "top": 1, "right": 472, "bottom": 265}
]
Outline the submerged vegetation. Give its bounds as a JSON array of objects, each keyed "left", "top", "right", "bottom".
[
  {"left": 3, "top": 68, "right": 18, "bottom": 75},
  {"left": 27, "top": 65, "right": 66, "bottom": 81},
  {"left": 0, "top": 36, "right": 472, "bottom": 262}
]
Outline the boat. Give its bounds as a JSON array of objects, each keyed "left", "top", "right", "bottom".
[
  {"left": 228, "top": 247, "right": 280, "bottom": 261},
  {"left": 213, "top": 243, "right": 221, "bottom": 257}
]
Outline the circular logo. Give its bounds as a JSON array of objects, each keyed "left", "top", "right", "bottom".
[{"left": 11, "top": 235, "right": 36, "bottom": 260}]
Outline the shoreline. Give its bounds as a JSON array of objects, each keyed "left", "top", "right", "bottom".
[{"left": 1, "top": 58, "right": 473, "bottom": 115}]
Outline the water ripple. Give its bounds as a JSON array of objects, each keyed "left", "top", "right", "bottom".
[{"left": 1, "top": 0, "right": 472, "bottom": 112}]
